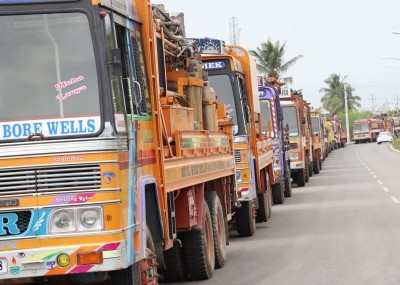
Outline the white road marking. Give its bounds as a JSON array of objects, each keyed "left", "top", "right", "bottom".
[
  {"left": 383, "top": 187, "right": 390, "bottom": 192},
  {"left": 374, "top": 175, "right": 378, "bottom": 179},
  {"left": 377, "top": 180, "right": 383, "bottom": 185},
  {"left": 370, "top": 171, "right": 374, "bottom": 175},
  {"left": 391, "top": 196, "right": 400, "bottom": 204}
]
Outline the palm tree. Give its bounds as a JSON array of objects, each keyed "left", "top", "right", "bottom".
[
  {"left": 320, "top": 74, "right": 361, "bottom": 115},
  {"left": 249, "top": 39, "right": 303, "bottom": 83}
]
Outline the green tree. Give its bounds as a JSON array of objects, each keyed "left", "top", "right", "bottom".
[
  {"left": 320, "top": 74, "right": 361, "bottom": 115},
  {"left": 249, "top": 39, "right": 303, "bottom": 83}
]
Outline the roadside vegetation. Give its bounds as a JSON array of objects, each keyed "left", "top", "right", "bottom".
[
  {"left": 392, "top": 137, "right": 400, "bottom": 150},
  {"left": 249, "top": 39, "right": 303, "bottom": 83}
]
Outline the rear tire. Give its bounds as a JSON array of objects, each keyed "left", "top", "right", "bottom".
[
  {"left": 272, "top": 181, "right": 285, "bottom": 204},
  {"left": 183, "top": 200, "right": 215, "bottom": 280},
  {"left": 284, "top": 174, "right": 292, "bottom": 197},
  {"left": 236, "top": 200, "right": 255, "bottom": 237},
  {"left": 313, "top": 156, "right": 320, "bottom": 174},
  {"left": 308, "top": 161, "right": 313, "bottom": 177},
  {"left": 256, "top": 192, "right": 269, "bottom": 223},
  {"left": 205, "top": 191, "right": 227, "bottom": 269},
  {"left": 305, "top": 164, "right": 310, "bottom": 183},
  {"left": 297, "top": 169, "right": 306, "bottom": 187}
]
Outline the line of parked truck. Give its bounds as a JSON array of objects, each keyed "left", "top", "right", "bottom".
[
  {"left": 353, "top": 115, "right": 400, "bottom": 143},
  {"left": 0, "top": 1, "right": 345, "bottom": 285}
]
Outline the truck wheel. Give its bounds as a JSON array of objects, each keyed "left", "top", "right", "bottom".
[
  {"left": 308, "top": 161, "right": 313, "bottom": 177},
  {"left": 313, "top": 157, "right": 320, "bottom": 174},
  {"left": 236, "top": 200, "right": 255, "bottom": 237},
  {"left": 297, "top": 169, "right": 306, "bottom": 187},
  {"left": 256, "top": 192, "right": 269, "bottom": 223},
  {"left": 305, "top": 164, "right": 310, "bottom": 183},
  {"left": 110, "top": 227, "right": 157, "bottom": 285},
  {"left": 205, "top": 191, "right": 227, "bottom": 269},
  {"left": 319, "top": 157, "right": 322, "bottom": 171},
  {"left": 267, "top": 189, "right": 273, "bottom": 218},
  {"left": 183, "top": 200, "right": 215, "bottom": 280},
  {"left": 284, "top": 174, "right": 292, "bottom": 197},
  {"left": 272, "top": 181, "right": 285, "bottom": 204},
  {"left": 162, "top": 240, "right": 187, "bottom": 282}
]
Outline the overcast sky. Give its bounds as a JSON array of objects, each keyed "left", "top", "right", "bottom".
[{"left": 155, "top": 0, "right": 400, "bottom": 112}]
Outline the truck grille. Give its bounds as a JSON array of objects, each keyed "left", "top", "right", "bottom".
[
  {"left": 0, "top": 211, "right": 31, "bottom": 236},
  {"left": 234, "top": 149, "right": 241, "bottom": 163},
  {"left": 0, "top": 164, "right": 101, "bottom": 195}
]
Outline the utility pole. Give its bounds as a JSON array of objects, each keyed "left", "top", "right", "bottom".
[
  {"left": 229, "top": 17, "right": 241, "bottom": 45},
  {"left": 387, "top": 99, "right": 390, "bottom": 116},
  {"left": 395, "top": 95, "right": 399, "bottom": 115},
  {"left": 344, "top": 83, "right": 350, "bottom": 145},
  {"left": 369, "top": 94, "right": 376, "bottom": 114}
]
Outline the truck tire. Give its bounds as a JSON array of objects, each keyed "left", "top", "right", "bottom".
[
  {"left": 267, "top": 189, "right": 273, "bottom": 218},
  {"left": 305, "top": 164, "right": 310, "bottom": 183},
  {"left": 297, "top": 169, "right": 306, "bottom": 187},
  {"left": 313, "top": 156, "right": 320, "bottom": 174},
  {"left": 256, "top": 192, "right": 269, "bottom": 223},
  {"left": 308, "top": 161, "right": 313, "bottom": 177},
  {"left": 110, "top": 227, "right": 157, "bottom": 285},
  {"left": 235, "top": 200, "right": 255, "bottom": 237},
  {"left": 183, "top": 200, "right": 215, "bottom": 280},
  {"left": 272, "top": 181, "right": 285, "bottom": 204},
  {"left": 162, "top": 240, "right": 187, "bottom": 282},
  {"left": 205, "top": 191, "right": 227, "bottom": 269},
  {"left": 284, "top": 175, "right": 292, "bottom": 197}
]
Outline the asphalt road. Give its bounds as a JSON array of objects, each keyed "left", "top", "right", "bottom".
[{"left": 170, "top": 142, "right": 400, "bottom": 285}]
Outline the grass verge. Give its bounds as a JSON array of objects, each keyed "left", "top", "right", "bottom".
[{"left": 392, "top": 137, "right": 400, "bottom": 151}]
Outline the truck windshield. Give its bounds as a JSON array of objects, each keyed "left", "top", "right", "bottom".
[
  {"left": 260, "top": 100, "right": 273, "bottom": 137},
  {"left": 311, "top": 117, "right": 320, "bottom": 134},
  {"left": 282, "top": 106, "right": 299, "bottom": 136},
  {"left": 354, "top": 123, "right": 369, "bottom": 132},
  {"left": 0, "top": 12, "right": 100, "bottom": 141},
  {"left": 208, "top": 74, "right": 239, "bottom": 134}
]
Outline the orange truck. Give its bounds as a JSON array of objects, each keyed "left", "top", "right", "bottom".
[
  {"left": 329, "top": 115, "right": 346, "bottom": 148},
  {"left": 368, "top": 118, "right": 383, "bottom": 142},
  {"left": 280, "top": 88, "right": 314, "bottom": 187},
  {"left": 383, "top": 116, "right": 400, "bottom": 136},
  {"left": 193, "top": 38, "right": 276, "bottom": 236},
  {"left": 310, "top": 108, "right": 325, "bottom": 171},
  {"left": 353, "top": 119, "right": 371, "bottom": 143},
  {"left": 0, "top": 1, "right": 236, "bottom": 284}
]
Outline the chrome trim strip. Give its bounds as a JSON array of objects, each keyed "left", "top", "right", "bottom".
[
  {"left": 0, "top": 137, "right": 128, "bottom": 158},
  {"left": 103, "top": 249, "right": 124, "bottom": 259},
  {"left": 40, "top": 229, "right": 124, "bottom": 239},
  {"left": 233, "top": 135, "right": 249, "bottom": 143},
  {"left": 39, "top": 200, "right": 121, "bottom": 209}
]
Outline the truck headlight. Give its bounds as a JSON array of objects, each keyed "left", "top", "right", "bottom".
[
  {"left": 50, "top": 209, "right": 75, "bottom": 233},
  {"left": 49, "top": 206, "right": 103, "bottom": 234},
  {"left": 77, "top": 207, "right": 103, "bottom": 231},
  {"left": 235, "top": 170, "right": 242, "bottom": 183}
]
